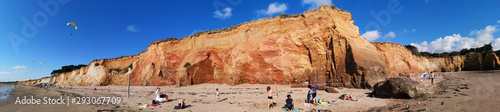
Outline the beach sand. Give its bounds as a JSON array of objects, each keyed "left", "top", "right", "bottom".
[
  {"left": 3, "top": 70, "right": 498, "bottom": 112},
  {"left": 0, "top": 84, "right": 388, "bottom": 112},
  {"left": 367, "top": 70, "right": 500, "bottom": 112}
]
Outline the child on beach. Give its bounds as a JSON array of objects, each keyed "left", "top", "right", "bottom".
[
  {"left": 307, "top": 85, "right": 317, "bottom": 105},
  {"left": 431, "top": 73, "right": 435, "bottom": 85},
  {"left": 267, "top": 86, "right": 273, "bottom": 109},
  {"left": 284, "top": 94, "right": 294, "bottom": 111},
  {"left": 216, "top": 88, "right": 220, "bottom": 101}
]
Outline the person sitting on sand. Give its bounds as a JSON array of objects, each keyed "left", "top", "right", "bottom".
[
  {"left": 216, "top": 88, "right": 220, "bottom": 101},
  {"left": 307, "top": 85, "right": 317, "bottom": 104},
  {"left": 343, "top": 93, "right": 358, "bottom": 101},
  {"left": 283, "top": 94, "right": 294, "bottom": 111},
  {"left": 175, "top": 99, "right": 186, "bottom": 109},
  {"left": 267, "top": 86, "right": 274, "bottom": 109},
  {"left": 155, "top": 87, "right": 168, "bottom": 102}
]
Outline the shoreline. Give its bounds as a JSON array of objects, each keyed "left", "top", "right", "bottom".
[{"left": 0, "top": 84, "right": 17, "bottom": 106}]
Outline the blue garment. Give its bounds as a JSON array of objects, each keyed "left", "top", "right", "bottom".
[{"left": 307, "top": 90, "right": 313, "bottom": 102}]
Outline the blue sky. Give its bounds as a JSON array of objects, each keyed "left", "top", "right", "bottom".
[{"left": 1, "top": 0, "right": 500, "bottom": 81}]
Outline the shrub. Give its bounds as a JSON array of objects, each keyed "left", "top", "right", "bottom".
[{"left": 184, "top": 62, "right": 191, "bottom": 68}]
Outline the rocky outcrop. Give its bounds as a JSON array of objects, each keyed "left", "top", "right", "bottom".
[
  {"left": 463, "top": 51, "right": 500, "bottom": 70},
  {"left": 17, "top": 5, "right": 500, "bottom": 89},
  {"left": 372, "top": 76, "right": 427, "bottom": 99}
]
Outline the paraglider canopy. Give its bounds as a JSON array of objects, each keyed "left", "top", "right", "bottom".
[{"left": 67, "top": 22, "right": 77, "bottom": 29}]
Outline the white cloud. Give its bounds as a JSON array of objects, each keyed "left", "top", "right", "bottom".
[
  {"left": 403, "top": 29, "right": 408, "bottom": 33},
  {"left": 257, "top": 2, "right": 288, "bottom": 16},
  {"left": 497, "top": 20, "right": 500, "bottom": 24},
  {"left": 0, "top": 71, "right": 9, "bottom": 74},
  {"left": 493, "top": 38, "right": 500, "bottom": 50},
  {"left": 11, "top": 65, "right": 27, "bottom": 72},
  {"left": 383, "top": 31, "right": 396, "bottom": 38},
  {"left": 126, "top": 25, "right": 139, "bottom": 32},
  {"left": 361, "top": 30, "right": 381, "bottom": 42},
  {"left": 412, "top": 29, "right": 416, "bottom": 33},
  {"left": 302, "top": 0, "right": 332, "bottom": 9},
  {"left": 411, "top": 25, "right": 497, "bottom": 53},
  {"left": 213, "top": 7, "right": 232, "bottom": 20}
]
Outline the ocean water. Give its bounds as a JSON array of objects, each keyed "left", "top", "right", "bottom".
[{"left": 0, "top": 85, "right": 16, "bottom": 103}]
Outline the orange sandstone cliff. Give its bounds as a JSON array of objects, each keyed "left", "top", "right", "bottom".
[{"left": 17, "top": 5, "right": 500, "bottom": 88}]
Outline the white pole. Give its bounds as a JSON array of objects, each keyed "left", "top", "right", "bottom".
[{"left": 128, "top": 68, "right": 131, "bottom": 98}]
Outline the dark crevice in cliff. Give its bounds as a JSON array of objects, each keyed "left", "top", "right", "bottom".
[{"left": 304, "top": 45, "right": 313, "bottom": 65}]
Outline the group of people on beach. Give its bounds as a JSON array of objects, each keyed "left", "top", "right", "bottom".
[
  {"left": 265, "top": 85, "right": 357, "bottom": 111},
  {"left": 151, "top": 85, "right": 358, "bottom": 111},
  {"left": 419, "top": 72, "right": 445, "bottom": 85}
]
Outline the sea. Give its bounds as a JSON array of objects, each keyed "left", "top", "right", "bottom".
[{"left": 0, "top": 85, "right": 16, "bottom": 104}]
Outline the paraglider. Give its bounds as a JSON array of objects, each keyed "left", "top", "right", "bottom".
[
  {"left": 67, "top": 22, "right": 77, "bottom": 35},
  {"left": 67, "top": 22, "right": 77, "bottom": 29},
  {"left": 41, "top": 62, "right": 45, "bottom": 68}
]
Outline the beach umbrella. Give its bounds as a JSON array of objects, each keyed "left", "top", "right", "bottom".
[
  {"left": 314, "top": 84, "right": 317, "bottom": 92},
  {"left": 419, "top": 72, "right": 428, "bottom": 78}
]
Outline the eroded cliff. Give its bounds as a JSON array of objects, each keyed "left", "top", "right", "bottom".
[{"left": 18, "top": 5, "right": 500, "bottom": 88}]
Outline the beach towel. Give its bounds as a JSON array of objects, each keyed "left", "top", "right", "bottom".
[
  {"left": 138, "top": 104, "right": 148, "bottom": 108},
  {"left": 419, "top": 72, "right": 428, "bottom": 78},
  {"left": 319, "top": 101, "right": 327, "bottom": 105},
  {"left": 318, "top": 99, "right": 328, "bottom": 105},
  {"left": 282, "top": 107, "right": 301, "bottom": 112}
]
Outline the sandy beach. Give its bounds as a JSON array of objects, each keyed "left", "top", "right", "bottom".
[
  {"left": 0, "top": 84, "right": 387, "bottom": 112},
  {"left": 367, "top": 70, "right": 500, "bottom": 112},
  {"left": 2, "top": 70, "right": 499, "bottom": 112}
]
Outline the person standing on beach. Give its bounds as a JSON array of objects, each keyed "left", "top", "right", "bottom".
[
  {"left": 430, "top": 72, "right": 435, "bottom": 85},
  {"left": 267, "top": 86, "right": 273, "bottom": 109},
  {"left": 215, "top": 88, "right": 220, "bottom": 102}
]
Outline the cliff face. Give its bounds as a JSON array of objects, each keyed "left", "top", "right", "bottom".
[
  {"left": 129, "top": 5, "right": 389, "bottom": 88},
  {"left": 18, "top": 5, "right": 500, "bottom": 88},
  {"left": 372, "top": 42, "right": 466, "bottom": 75},
  {"left": 373, "top": 42, "right": 500, "bottom": 74}
]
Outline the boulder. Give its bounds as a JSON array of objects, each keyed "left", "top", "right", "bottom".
[
  {"left": 324, "top": 87, "right": 339, "bottom": 93},
  {"left": 372, "top": 76, "right": 425, "bottom": 99}
]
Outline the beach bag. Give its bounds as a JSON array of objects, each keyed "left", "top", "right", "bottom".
[
  {"left": 339, "top": 94, "right": 346, "bottom": 99},
  {"left": 152, "top": 100, "right": 158, "bottom": 104},
  {"left": 303, "top": 103, "right": 310, "bottom": 107}
]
